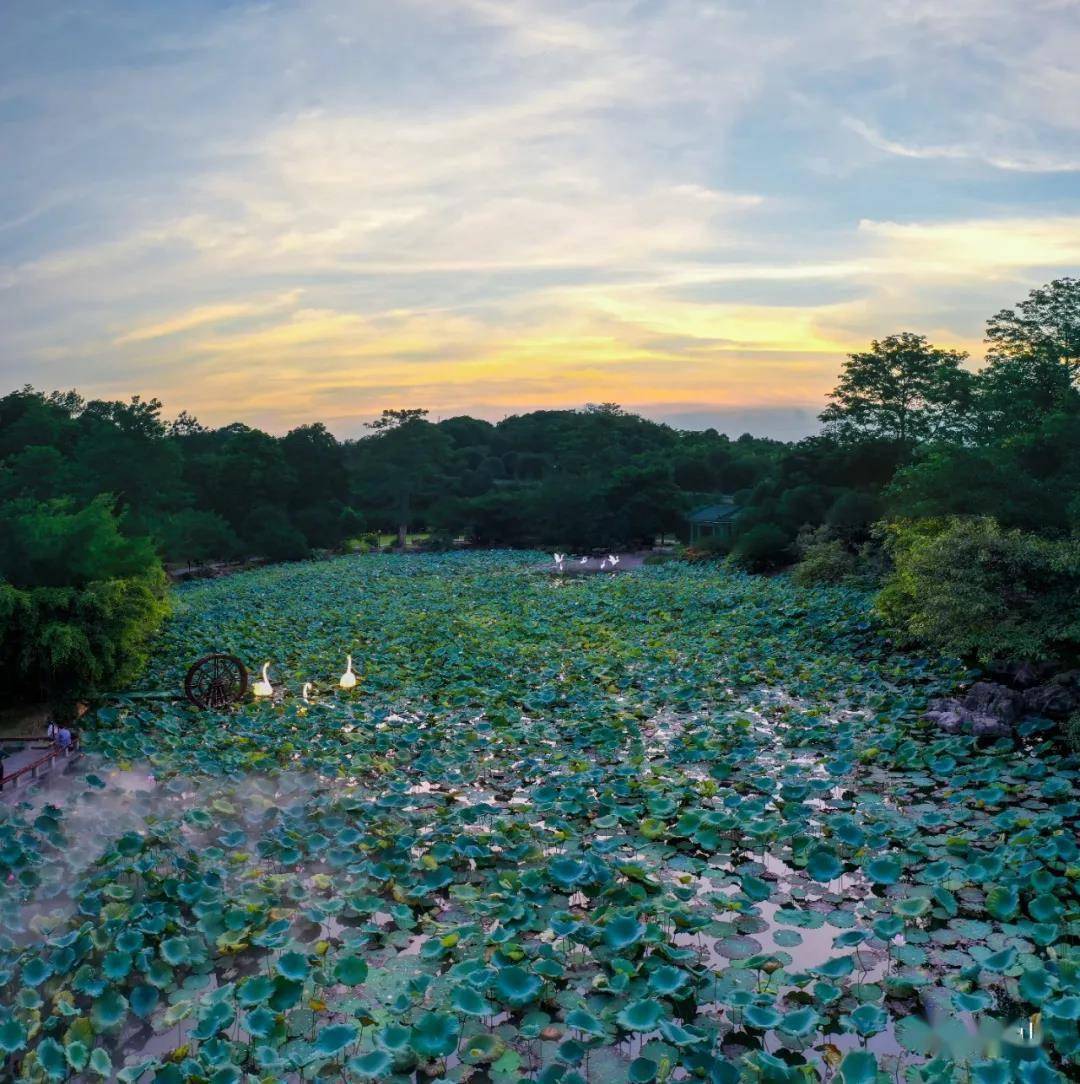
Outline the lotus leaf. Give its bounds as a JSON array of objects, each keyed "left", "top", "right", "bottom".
[
  {"left": 409, "top": 1011, "right": 460, "bottom": 1057},
  {"left": 865, "top": 857, "right": 902, "bottom": 885},
  {"left": 160, "top": 937, "right": 191, "bottom": 966},
  {"left": 847, "top": 1003, "right": 888, "bottom": 1036},
  {"left": 1, "top": 554, "right": 1075, "bottom": 1080},
  {"left": 461, "top": 1033, "right": 506, "bottom": 1065},
  {"left": 493, "top": 965, "right": 543, "bottom": 1007},
  {"left": 244, "top": 1007, "right": 277, "bottom": 1039},
  {"left": 648, "top": 964, "right": 690, "bottom": 996},
  {"left": 37, "top": 1037, "right": 67, "bottom": 1079},
  {"left": 566, "top": 1008, "right": 607, "bottom": 1038},
  {"left": 314, "top": 1023, "right": 358, "bottom": 1056},
  {"left": 603, "top": 915, "right": 645, "bottom": 951},
  {"left": 837, "top": 1050, "right": 878, "bottom": 1084},
  {"left": 276, "top": 951, "right": 310, "bottom": 981},
  {"left": 130, "top": 984, "right": 160, "bottom": 1019},
  {"left": 64, "top": 1040, "right": 90, "bottom": 1071},
  {"left": 332, "top": 954, "right": 369, "bottom": 985},
  {"left": 451, "top": 985, "right": 495, "bottom": 1016},
  {"left": 745, "top": 1004, "right": 783, "bottom": 1030},
  {"left": 616, "top": 999, "right": 664, "bottom": 1032},
  {"left": 894, "top": 897, "right": 932, "bottom": 919},
  {"left": 237, "top": 975, "right": 275, "bottom": 1006},
  {"left": 779, "top": 1007, "right": 819, "bottom": 1037},
  {"left": 347, "top": 1049, "right": 394, "bottom": 1078},
  {"left": 90, "top": 989, "right": 127, "bottom": 1031},
  {"left": 0, "top": 1017, "right": 28, "bottom": 1054},
  {"left": 806, "top": 847, "right": 844, "bottom": 882},
  {"left": 629, "top": 1057, "right": 659, "bottom": 1082}
]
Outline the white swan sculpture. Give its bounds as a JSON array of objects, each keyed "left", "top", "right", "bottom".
[
  {"left": 301, "top": 682, "right": 313, "bottom": 703},
  {"left": 252, "top": 662, "right": 273, "bottom": 698},
  {"left": 339, "top": 654, "right": 357, "bottom": 689}
]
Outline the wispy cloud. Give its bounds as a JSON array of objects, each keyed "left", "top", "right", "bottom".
[
  {"left": 859, "top": 216, "right": 1080, "bottom": 276},
  {"left": 1, "top": 0, "right": 1078, "bottom": 433},
  {"left": 845, "top": 118, "right": 1080, "bottom": 174},
  {"left": 114, "top": 301, "right": 278, "bottom": 346}
]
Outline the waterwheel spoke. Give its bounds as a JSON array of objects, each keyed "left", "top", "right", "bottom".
[{"left": 184, "top": 654, "right": 248, "bottom": 710}]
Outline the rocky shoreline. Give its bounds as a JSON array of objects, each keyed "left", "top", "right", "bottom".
[{"left": 925, "top": 664, "right": 1080, "bottom": 742}]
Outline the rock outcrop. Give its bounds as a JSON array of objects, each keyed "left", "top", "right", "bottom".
[
  {"left": 924, "top": 674, "right": 1079, "bottom": 740},
  {"left": 963, "top": 682, "right": 1023, "bottom": 725},
  {"left": 1022, "top": 672, "right": 1080, "bottom": 718}
]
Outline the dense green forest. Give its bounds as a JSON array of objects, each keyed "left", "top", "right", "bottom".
[{"left": 2, "top": 277, "right": 1078, "bottom": 705}]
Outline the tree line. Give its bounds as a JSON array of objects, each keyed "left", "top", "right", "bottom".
[{"left": 1, "top": 276, "right": 1077, "bottom": 705}]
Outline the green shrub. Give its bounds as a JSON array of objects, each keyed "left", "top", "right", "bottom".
[
  {"left": 0, "top": 572, "right": 169, "bottom": 699},
  {"left": 294, "top": 505, "right": 344, "bottom": 549},
  {"left": 157, "top": 509, "right": 240, "bottom": 564},
  {"left": 876, "top": 516, "right": 1080, "bottom": 664},
  {"left": 419, "top": 530, "right": 458, "bottom": 552},
  {"left": 344, "top": 532, "right": 382, "bottom": 554},
  {"left": 243, "top": 506, "right": 310, "bottom": 562},
  {"left": 1064, "top": 711, "right": 1080, "bottom": 755},
  {"left": 1062, "top": 711, "right": 1080, "bottom": 754},
  {"left": 791, "top": 524, "right": 886, "bottom": 587},
  {"left": 826, "top": 490, "right": 882, "bottom": 542},
  {"left": 694, "top": 533, "right": 732, "bottom": 557},
  {"left": 337, "top": 506, "right": 365, "bottom": 539},
  {"left": 0, "top": 495, "right": 160, "bottom": 588},
  {"left": 728, "top": 523, "right": 792, "bottom": 572},
  {"left": 792, "top": 536, "right": 857, "bottom": 587},
  {"left": 643, "top": 552, "right": 680, "bottom": 565},
  {"left": 0, "top": 496, "right": 169, "bottom": 700}
]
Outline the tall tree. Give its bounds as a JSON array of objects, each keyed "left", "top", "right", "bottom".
[
  {"left": 69, "top": 395, "right": 186, "bottom": 527},
  {"left": 281, "top": 423, "right": 347, "bottom": 508},
  {"left": 820, "top": 333, "right": 973, "bottom": 445},
  {"left": 354, "top": 410, "right": 451, "bottom": 547},
  {"left": 978, "top": 277, "right": 1080, "bottom": 432},
  {"left": 366, "top": 408, "right": 430, "bottom": 431}
]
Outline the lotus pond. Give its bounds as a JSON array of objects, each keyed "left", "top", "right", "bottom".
[{"left": 1, "top": 551, "right": 1078, "bottom": 1083}]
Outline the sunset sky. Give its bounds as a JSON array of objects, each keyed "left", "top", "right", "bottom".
[{"left": 2, "top": 1, "right": 1079, "bottom": 439}]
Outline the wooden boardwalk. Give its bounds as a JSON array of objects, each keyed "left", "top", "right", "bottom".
[{"left": 0, "top": 735, "right": 80, "bottom": 795}]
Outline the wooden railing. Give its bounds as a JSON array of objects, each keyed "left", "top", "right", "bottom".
[{"left": 0, "top": 734, "right": 81, "bottom": 792}]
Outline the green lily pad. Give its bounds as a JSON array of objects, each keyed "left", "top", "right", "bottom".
[
  {"left": 837, "top": 1050, "right": 877, "bottom": 1084},
  {"left": 452, "top": 985, "right": 495, "bottom": 1016},
  {"left": 333, "top": 955, "right": 369, "bottom": 985},
  {"left": 314, "top": 1023, "right": 358, "bottom": 1057},
  {"left": 90, "top": 989, "right": 127, "bottom": 1032},
  {"left": 276, "top": 951, "right": 310, "bottom": 981},
  {"left": 493, "top": 965, "right": 542, "bottom": 1007},
  {"left": 409, "top": 1011, "right": 460, "bottom": 1057},
  {"left": 616, "top": 999, "right": 664, "bottom": 1032},
  {"left": 629, "top": 1057, "right": 659, "bottom": 1082}
]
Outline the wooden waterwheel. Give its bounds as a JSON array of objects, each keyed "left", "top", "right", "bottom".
[{"left": 183, "top": 654, "right": 248, "bottom": 709}]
